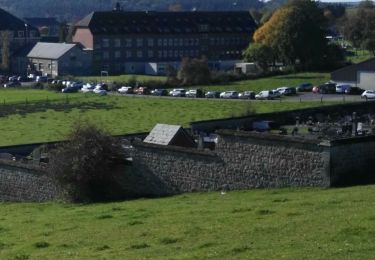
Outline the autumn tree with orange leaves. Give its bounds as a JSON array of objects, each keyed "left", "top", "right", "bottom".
[{"left": 245, "top": 0, "right": 344, "bottom": 71}]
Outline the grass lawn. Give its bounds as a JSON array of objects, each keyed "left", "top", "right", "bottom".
[
  {"left": 76, "top": 74, "right": 166, "bottom": 83},
  {"left": 347, "top": 49, "right": 374, "bottom": 64},
  {"left": 1, "top": 185, "right": 375, "bottom": 259},
  {"left": 197, "top": 72, "right": 330, "bottom": 93},
  {"left": 0, "top": 88, "right": 341, "bottom": 146}
]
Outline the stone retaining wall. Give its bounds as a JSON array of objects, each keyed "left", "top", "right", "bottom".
[
  {"left": 132, "top": 131, "right": 332, "bottom": 195},
  {"left": 0, "top": 160, "right": 61, "bottom": 202}
]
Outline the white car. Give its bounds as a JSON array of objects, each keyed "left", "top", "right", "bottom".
[
  {"left": 170, "top": 88, "right": 186, "bottom": 97},
  {"left": 361, "top": 90, "right": 375, "bottom": 99},
  {"left": 255, "top": 90, "right": 277, "bottom": 100},
  {"left": 118, "top": 86, "right": 133, "bottom": 94},
  {"left": 81, "top": 83, "right": 95, "bottom": 93},
  {"left": 220, "top": 91, "right": 239, "bottom": 99},
  {"left": 93, "top": 86, "right": 107, "bottom": 95}
]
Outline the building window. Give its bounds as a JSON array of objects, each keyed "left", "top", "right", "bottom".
[
  {"left": 163, "top": 50, "right": 168, "bottom": 58},
  {"left": 94, "top": 42, "right": 101, "bottom": 49},
  {"left": 158, "top": 39, "right": 162, "bottom": 47},
  {"left": 126, "top": 51, "right": 132, "bottom": 58},
  {"left": 125, "top": 39, "right": 132, "bottom": 47},
  {"left": 179, "top": 39, "right": 183, "bottom": 46},
  {"left": 158, "top": 51, "right": 162, "bottom": 58},
  {"left": 168, "top": 50, "right": 173, "bottom": 57},
  {"left": 115, "top": 51, "right": 121, "bottom": 59},
  {"left": 30, "top": 31, "right": 37, "bottom": 37},
  {"left": 114, "top": 38, "right": 121, "bottom": 47},
  {"left": 148, "top": 50, "right": 154, "bottom": 58},
  {"left": 168, "top": 39, "right": 173, "bottom": 46},
  {"left": 148, "top": 38, "right": 154, "bottom": 47},
  {"left": 163, "top": 39, "right": 168, "bottom": 46},
  {"left": 18, "top": 31, "right": 25, "bottom": 38},
  {"left": 174, "top": 50, "right": 178, "bottom": 58},
  {"left": 137, "top": 51, "right": 143, "bottom": 58},
  {"left": 136, "top": 38, "right": 143, "bottom": 47},
  {"left": 102, "top": 38, "right": 110, "bottom": 48},
  {"left": 103, "top": 51, "right": 109, "bottom": 59}
]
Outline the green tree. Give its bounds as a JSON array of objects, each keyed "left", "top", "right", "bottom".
[
  {"left": 343, "top": 1, "right": 375, "bottom": 54},
  {"left": 253, "top": 0, "right": 330, "bottom": 70},
  {"left": 243, "top": 43, "right": 275, "bottom": 71},
  {"left": 178, "top": 57, "right": 211, "bottom": 85}
]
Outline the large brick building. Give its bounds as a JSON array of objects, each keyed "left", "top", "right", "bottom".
[
  {"left": 0, "top": 8, "right": 40, "bottom": 74},
  {"left": 73, "top": 10, "right": 256, "bottom": 75}
]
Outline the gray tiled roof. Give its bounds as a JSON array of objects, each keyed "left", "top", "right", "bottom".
[
  {"left": 144, "top": 124, "right": 183, "bottom": 146},
  {"left": 27, "top": 42, "right": 76, "bottom": 59},
  {"left": 75, "top": 11, "right": 256, "bottom": 35}
]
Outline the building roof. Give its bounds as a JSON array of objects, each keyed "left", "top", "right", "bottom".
[
  {"left": 24, "top": 17, "right": 60, "bottom": 27},
  {"left": 75, "top": 11, "right": 256, "bottom": 35},
  {"left": 144, "top": 124, "right": 195, "bottom": 147},
  {"left": 27, "top": 42, "right": 77, "bottom": 59},
  {"left": 331, "top": 57, "right": 375, "bottom": 83},
  {"left": 0, "top": 8, "right": 36, "bottom": 31}
]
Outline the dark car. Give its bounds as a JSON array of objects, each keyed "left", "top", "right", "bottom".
[
  {"left": 345, "top": 86, "right": 364, "bottom": 95},
  {"left": 205, "top": 91, "right": 220, "bottom": 98},
  {"left": 318, "top": 83, "right": 336, "bottom": 94},
  {"left": 153, "top": 88, "right": 168, "bottom": 96},
  {"left": 296, "top": 83, "right": 313, "bottom": 92},
  {"left": 3, "top": 81, "right": 21, "bottom": 88}
]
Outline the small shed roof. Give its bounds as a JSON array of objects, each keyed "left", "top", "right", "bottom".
[
  {"left": 27, "top": 42, "right": 76, "bottom": 59},
  {"left": 144, "top": 124, "right": 195, "bottom": 147}
]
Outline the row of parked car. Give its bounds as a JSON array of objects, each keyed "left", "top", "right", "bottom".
[{"left": 116, "top": 86, "right": 295, "bottom": 100}]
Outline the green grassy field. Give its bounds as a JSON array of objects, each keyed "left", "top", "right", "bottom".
[
  {"left": 1, "top": 185, "right": 375, "bottom": 259},
  {"left": 198, "top": 72, "right": 329, "bottom": 93},
  {"left": 76, "top": 74, "right": 166, "bottom": 83},
  {"left": 0, "top": 88, "right": 341, "bottom": 146},
  {"left": 0, "top": 72, "right": 338, "bottom": 146}
]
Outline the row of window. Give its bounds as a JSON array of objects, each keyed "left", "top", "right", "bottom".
[
  {"left": 95, "top": 49, "right": 241, "bottom": 60},
  {"left": 95, "top": 37, "right": 247, "bottom": 49},
  {"left": 14, "top": 30, "right": 38, "bottom": 38}
]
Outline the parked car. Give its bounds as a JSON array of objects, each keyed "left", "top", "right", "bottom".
[
  {"left": 93, "top": 85, "right": 107, "bottom": 95},
  {"left": 335, "top": 84, "right": 351, "bottom": 94},
  {"left": 255, "top": 90, "right": 277, "bottom": 100},
  {"left": 296, "top": 83, "right": 313, "bottom": 92},
  {"left": 271, "top": 89, "right": 281, "bottom": 98},
  {"left": 220, "top": 91, "right": 239, "bottom": 99},
  {"left": 81, "top": 83, "right": 95, "bottom": 93},
  {"left": 186, "top": 89, "right": 204, "bottom": 98},
  {"left": 205, "top": 91, "right": 220, "bottom": 98},
  {"left": 152, "top": 88, "right": 168, "bottom": 96},
  {"left": 118, "top": 86, "right": 133, "bottom": 94},
  {"left": 238, "top": 91, "right": 255, "bottom": 99},
  {"left": 36, "top": 76, "right": 48, "bottom": 83},
  {"left": 277, "top": 86, "right": 296, "bottom": 96},
  {"left": 319, "top": 83, "right": 336, "bottom": 94},
  {"left": 3, "top": 81, "right": 21, "bottom": 88},
  {"left": 170, "top": 88, "right": 186, "bottom": 97},
  {"left": 62, "top": 86, "right": 78, "bottom": 93},
  {"left": 345, "top": 86, "right": 364, "bottom": 95},
  {"left": 134, "top": 86, "right": 150, "bottom": 95},
  {"left": 361, "top": 90, "right": 375, "bottom": 99}
]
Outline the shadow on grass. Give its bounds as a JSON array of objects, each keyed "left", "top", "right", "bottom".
[{"left": 0, "top": 101, "right": 118, "bottom": 117}]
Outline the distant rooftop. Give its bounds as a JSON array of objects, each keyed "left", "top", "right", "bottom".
[
  {"left": 144, "top": 124, "right": 196, "bottom": 147},
  {"left": 27, "top": 42, "right": 77, "bottom": 60}
]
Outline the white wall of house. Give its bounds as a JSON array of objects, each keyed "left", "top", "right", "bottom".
[{"left": 358, "top": 71, "right": 375, "bottom": 90}]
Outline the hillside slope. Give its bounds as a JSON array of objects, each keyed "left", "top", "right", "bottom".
[
  {"left": 0, "top": 0, "right": 264, "bottom": 21},
  {"left": 1, "top": 185, "right": 375, "bottom": 259}
]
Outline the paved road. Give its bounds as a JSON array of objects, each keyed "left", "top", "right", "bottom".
[{"left": 112, "top": 92, "right": 368, "bottom": 103}]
